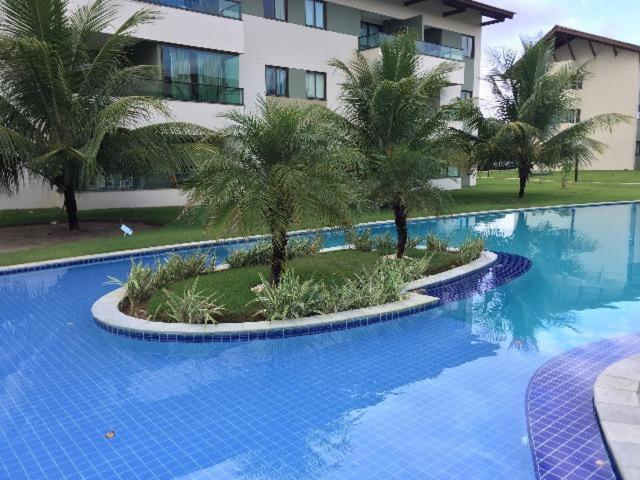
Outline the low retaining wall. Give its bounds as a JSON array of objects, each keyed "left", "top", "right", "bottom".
[{"left": 91, "top": 251, "right": 498, "bottom": 343}]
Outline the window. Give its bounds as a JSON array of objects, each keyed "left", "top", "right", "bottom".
[
  {"left": 305, "top": 0, "right": 325, "bottom": 29},
  {"left": 143, "top": 0, "right": 241, "bottom": 19},
  {"left": 570, "top": 79, "right": 583, "bottom": 90},
  {"left": 359, "top": 22, "right": 382, "bottom": 49},
  {"left": 561, "top": 109, "right": 581, "bottom": 123},
  {"left": 265, "top": 66, "right": 288, "bottom": 96},
  {"left": 160, "top": 45, "right": 242, "bottom": 104},
  {"left": 460, "top": 90, "right": 473, "bottom": 100},
  {"left": 264, "top": 0, "right": 286, "bottom": 21},
  {"left": 636, "top": 141, "right": 640, "bottom": 156},
  {"left": 306, "top": 71, "right": 326, "bottom": 100},
  {"left": 461, "top": 35, "right": 474, "bottom": 58}
]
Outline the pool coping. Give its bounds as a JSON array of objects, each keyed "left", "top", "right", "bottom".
[
  {"left": 594, "top": 354, "right": 640, "bottom": 480},
  {"left": 1, "top": 200, "right": 637, "bottom": 276},
  {"left": 91, "top": 251, "right": 498, "bottom": 340}
]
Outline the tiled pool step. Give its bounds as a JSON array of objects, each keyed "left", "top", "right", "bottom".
[{"left": 419, "top": 252, "right": 532, "bottom": 305}]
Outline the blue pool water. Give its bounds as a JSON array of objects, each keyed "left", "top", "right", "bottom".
[{"left": 2, "top": 203, "right": 640, "bottom": 479}]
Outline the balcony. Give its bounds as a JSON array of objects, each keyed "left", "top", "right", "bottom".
[
  {"left": 358, "top": 33, "right": 464, "bottom": 62},
  {"left": 139, "top": 0, "right": 241, "bottom": 19},
  {"left": 145, "top": 80, "right": 244, "bottom": 105}
]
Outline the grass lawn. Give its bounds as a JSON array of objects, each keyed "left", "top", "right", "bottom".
[
  {"left": 146, "top": 249, "right": 459, "bottom": 322},
  {"left": 2, "top": 169, "right": 640, "bottom": 266}
]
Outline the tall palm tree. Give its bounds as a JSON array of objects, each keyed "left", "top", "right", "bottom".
[
  {"left": 182, "top": 99, "right": 360, "bottom": 285},
  {"left": 330, "top": 32, "right": 461, "bottom": 257},
  {"left": 0, "top": 0, "right": 206, "bottom": 229},
  {"left": 481, "top": 38, "right": 629, "bottom": 198}
]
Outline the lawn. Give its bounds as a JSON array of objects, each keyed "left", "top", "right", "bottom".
[
  {"left": 146, "top": 249, "right": 459, "bottom": 322},
  {"left": 1, "top": 169, "right": 640, "bottom": 266}
]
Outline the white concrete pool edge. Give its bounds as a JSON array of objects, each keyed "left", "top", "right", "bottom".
[
  {"left": 594, "top": 355, "right": 640, "bottom": 480},
  {"left": 1, "top": 200, "right": 636, "bottom": 275},
  {"left": 91, "top": 251, "right": 498, "bottom": 337}
]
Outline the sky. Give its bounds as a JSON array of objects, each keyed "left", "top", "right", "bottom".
[{"left": 478, "top": 0, "right": 640, "bottom": 110}]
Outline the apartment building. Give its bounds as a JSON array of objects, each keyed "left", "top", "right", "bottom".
[
  {"left": 545, "top": 26, "right": 640, "bottom": 170},
  {"left": 0, "top": 0, "right": 514, "bottom": 210}
]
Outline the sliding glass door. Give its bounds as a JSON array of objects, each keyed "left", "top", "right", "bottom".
[{"left": 160, "top": 45, "right": 241, "bottom": 104}]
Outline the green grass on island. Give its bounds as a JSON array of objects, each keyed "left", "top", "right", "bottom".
[
  {"left": 2, "top": 169, "right": 640, "bottom": 267},
  {"left": 147, "top": 249, "right": 460, "bottom": 323}
]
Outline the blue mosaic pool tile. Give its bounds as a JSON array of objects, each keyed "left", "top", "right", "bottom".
[{"left": 526, "top": 333, "right": 640, "bottom": 480}]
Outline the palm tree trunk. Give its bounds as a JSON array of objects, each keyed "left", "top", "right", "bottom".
[
  {"left": 518, "top": 175, "right": 527, "bottom": 198},
  {"left": 518, "top": 163, "right": 529, "bottom": 199},
  {"left": 63, "top": 187, "right": 80, "bottom": 231},
  {"left": 393, "top": 202, "right": 408, "bottom": 259},
  {"left": 574, "top": 160, "right": 579, "bottom": 183},
  {"left": 269, "top": 228, "right": 288, "bottom": 285}
]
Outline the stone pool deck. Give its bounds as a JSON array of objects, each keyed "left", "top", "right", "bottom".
[{"left": 595, "top": 355, "right": 640, "bottom": 480}]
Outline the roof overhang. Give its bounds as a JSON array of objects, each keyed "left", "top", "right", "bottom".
[
  {"left": 403, "top": 0, "right": 515, "bottom": 26},
  {"left": 543, "top": 25, "right": 640, "bottom": 58}
]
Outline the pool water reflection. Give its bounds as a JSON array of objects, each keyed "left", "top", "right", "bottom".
[{"left": 1, "top": 203, "right": 640, "bottom": 479}]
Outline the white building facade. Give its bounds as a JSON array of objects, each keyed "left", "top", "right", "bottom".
[{"left": 0, "top": 0, "right": 514, "bottom": 210}]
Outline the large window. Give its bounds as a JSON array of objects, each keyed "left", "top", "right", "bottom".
[
  {"left": 264, "top": 0, "right": 286, "bottom": 21},
  {"left": 305, "top": 0, "right": 325, "bottom": 29},
  {"left": 636, "top": 141, "right": 640, "bottom": 156},
  {"left": 143, "top": 0, "right": 241, "bottom": 19},
  {"left": 461, "top": 35, "right": 474, "bottom": 58},
  {"left": 306, "top": 71, "right": 326, "bottom": 100},
  {"left": 160, "top": 45, "right": 242, "bottom": 104},
  {"left": 359, "top": 22, "right": 382, "bottom": 49},
  {"left": 561, "top": 109, "right": 581, "bottom": 124},
  {"left": 266, "top": 66, "right": 288, "bottom": 96}
]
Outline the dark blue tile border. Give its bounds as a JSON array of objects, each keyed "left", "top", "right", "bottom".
[
  {"left": 93, "top": 252, "right": 533, "bottom": 343},
  {"left": 526, "top": 333, "right": 640, "bottom": 480}
]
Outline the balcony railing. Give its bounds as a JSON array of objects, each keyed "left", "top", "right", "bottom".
[
  {"left": 140, "top": 0, "right": 241, "bottom": 19},
  {"left": 145, "top": 80, "right": 244, "bottom": 105},
  {"left": 358, "top": 33, "right": 464, "bottom": 62}
]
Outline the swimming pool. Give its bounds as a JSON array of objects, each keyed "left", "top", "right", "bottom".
[{"left": 1, "top": 203, "right": 639, "bottom": 479}]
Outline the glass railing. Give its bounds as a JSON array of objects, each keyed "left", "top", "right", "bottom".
[
  {"left": 144, "top": 80, "right": 244, "bottom": 105},
  {"left": 85, "top": 174, "right": 191, "bottom": 192},
  {"left": 140, "top": 0, "right": 241, "bottom": 19},
  {"left": 358, "top": 33, "right": 464, "bottom": 62}
]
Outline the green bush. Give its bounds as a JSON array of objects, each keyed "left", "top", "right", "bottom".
[
  {"left": 107, "top": 261, "right": 157, "bottom": 311},
  {"left": 227, "top": 235, "right": 323, "bottom": 269},
  {"left": 155, "top": 279, "right": 225, "bottom": 324},
  {"left": 251, "top": 270, "right": 325, "bottom": 321},
  {"left": 398, "top": 253, "right": 434, "bottom": 282},
  {"left": 457, "top": 238, "right": 485, "bottom": 265},
  {"left": 346, "top": 228, "right": 419, "bottom": 254},
  {"left": 426, "top": 233, "right": 449, "bottom": 253},
  {"left": 327, "top": 258, "right": 407, "bottom": 312},
  {"left": 345, "top": 228, "right": 374, "bottom": 252},
  {"left": 107, "top": 250, "right": 215, "bottom": 313},
  {"left": 154, "top": 251, "right": 214, "bottom": 286}
]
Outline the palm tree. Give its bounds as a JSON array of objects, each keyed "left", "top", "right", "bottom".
[
  {"left": 481, "top": 38, "right": 629, "bottom": 198},
  {"left": 182, "top": 99, "right": 360, "bottom": 285},
  {"left": 0, "top": 0, "right": 206, "bottom": 229},
  {"left": 330, "top": 32, "right": 460, "bottom": 257}
]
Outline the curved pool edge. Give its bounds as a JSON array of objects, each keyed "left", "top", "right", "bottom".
[
  {"left": 594, "top": 355, "right": 640, "bottom": 480},
  {"left": 526, "top": 333, "right": 640, "bottom": 480},
  {"left": 92, "top": 252, "right": 499, "bottom": 343},
  {"left": 1, "top": 200, "right": 637, "bottom": 277}
]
